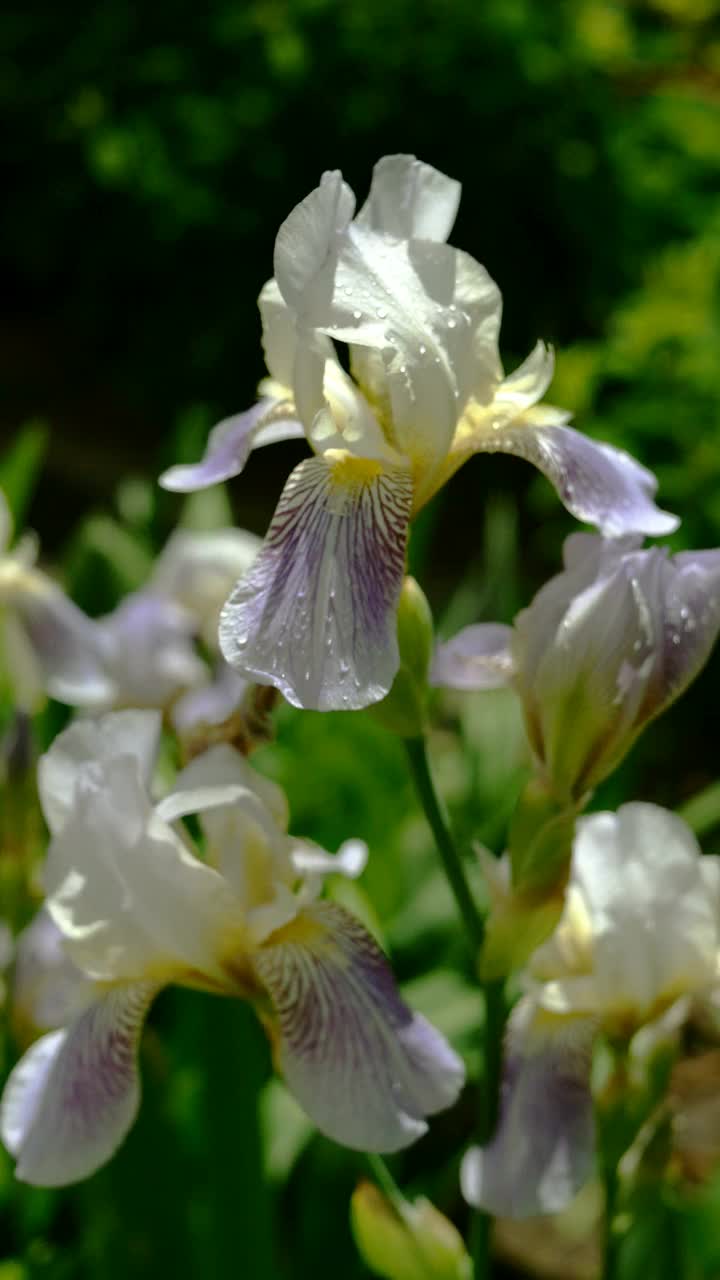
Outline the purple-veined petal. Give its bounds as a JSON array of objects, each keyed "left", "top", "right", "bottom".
[
  {"left": 461, "top": 1002, "right": 595, "bottom": 1218},
  {"left": 159, "top": 400, "right": 303, "bottom": 493},
  {"left": 38, "top": 710, "right": 163, "bottom": 835},
  {"left": 219, "top": 455, "right": 413, "bottom": 711},
  {"left": 430, "top": 623, "right": 515, "bottom": 690},
  {"left": 474, "top": 422, "right": 678, "bottom": 538},
  {"left": 0, "top": 982, "right": 158, "bottom": 1186},
  {"left": 252, "top": 901, "right": 465, "bottom": 1152},
  {"left": 356, "top": 154, "right": 461, "bottom": 243}
]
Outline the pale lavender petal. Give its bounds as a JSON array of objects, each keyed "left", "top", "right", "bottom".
[
  {"left": 430, "top": 624, "right": 515, "bottom": 690},
  {"left": 644, "top": 548, "right": 720, "bottom": 717},
  {"left": 11, "top": 576, "right": 114, "bottom": 708},
  {"left": 159, "top": 400, "right": 302, "bottom": 493},
  {"left": 461, "top": 1007, "right": 595, "bottom": 1218},
  {"left": 475, "top": 422, "right": 678, "bottom": 537},
  {"left": 219, "top": 456, "right": 413, "bottom": 711},
  {"left": 171, "top": 661, "right": 248, "bottom": 734},
  {"left": 252, "top": 901, "right": 465, "bottom": 1152},
  {"left": 99, "top": 591, "right": 206, "bottom": 709},
  {"left": 0, "top": 982, "right": 157, "bottom": 1186}
]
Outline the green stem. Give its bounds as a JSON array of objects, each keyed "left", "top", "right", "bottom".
[
  {"left": 602, "top": 1161, "right": 620, "bottom": 1280},
  {"left": 366, "top": 1153, "right": 408, "bottom": 1217},
  {"left": 405, "top": 736, "right": 507, "bottom": 1280},
  {"left": 404, "top": 737, "right": 486, "bottom": 950}
]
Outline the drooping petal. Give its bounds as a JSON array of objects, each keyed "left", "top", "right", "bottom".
[
  {"left": 159, "top": 400, "right": 303, "bottom": 493},
  {"left": 219, "top": 455, "right": 413, "bottom": 711},
  {"left": 430, "top": 623, "right": 515, "bottom": 690},
  {"left": 356, "top": 154, "right": 461, "bottom": 243},
  {"left": 473, "top": 421, "right": 678, "bottom": 537},
  {"left": 253, "top": 901, "right": 465, "bottom": 1152},
  {"left": 38, "top": 710, "right": 163, "bottom": 835},
  {"left": 461, "top": 1002, "right": 595, "bottom": 1218},
  {"left": 0, "top": 982, "right": 157, "bottom": 1187}
]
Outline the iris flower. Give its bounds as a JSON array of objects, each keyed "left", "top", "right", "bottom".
[
  {"left": 432, "top": 533, "right": 720, "bottom": 801},
  {"left": 462, "top": 803, "right": 720, "bottom": 1217},
  {"left": 0, "top": 711, "right": 464, "bottom": 1186},
  {"left": 160, "top": 154, "right": 676, "bottom": 712}
]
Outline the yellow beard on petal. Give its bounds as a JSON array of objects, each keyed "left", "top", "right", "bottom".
[{"left": 325, "top": 450, "right": 385, "bottom": 489}]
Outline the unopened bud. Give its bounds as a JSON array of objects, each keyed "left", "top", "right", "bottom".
[
  {"left": 371, "top": 577, "right": 433, "bottom": 738},
  {"left": 351, "top": 1181, "right": 471, "bottom": 1280}
]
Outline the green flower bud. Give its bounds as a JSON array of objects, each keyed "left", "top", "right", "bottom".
[
  {"left": 351, "top": 1181, "right": 471, "bottom": 1280},
  {"left": 371, "top": 577, "right": 434, "bottom": 738}
]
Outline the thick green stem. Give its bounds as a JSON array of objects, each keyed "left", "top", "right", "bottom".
[{"left": 405, "top": 736, "right": 507, "bottom": 1280}]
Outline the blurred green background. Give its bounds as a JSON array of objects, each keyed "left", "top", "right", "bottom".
[{"left": 2, "top": 0, "right": 720, "bottom": 1276}]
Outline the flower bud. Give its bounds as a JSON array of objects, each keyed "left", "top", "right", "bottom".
[
  {"left": 351, "top": 1180, "right": 471, "bottom": 1280},
  {"left": 433, "top": 534, "right": 720, "bottom": 803},
  {"left": 371, "top": 577, "right": 434, "bottom": 738}
]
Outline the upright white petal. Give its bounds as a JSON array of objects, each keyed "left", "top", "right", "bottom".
[
  {"left": 43, "top": 753, "right": 239, "bottom": 984},
  {"left": 38, "top": 710, "right": 162, "bottom": 835},
  {"left": 572, "top": 805, "right": 719, "bottom": 1019},
  {"left": 356, "top": 154, "right": 461, "bottom": 242},
  {"left": 274, "top": 170, "right": 356, "bottom": 313}
]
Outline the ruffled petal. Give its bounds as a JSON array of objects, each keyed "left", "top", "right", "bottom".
[
  {"left": 159, "top": 400, "right": 302, "bottom": 493},
  {"left": 474, "top": 422, "right": 678, "bottom": 537},
  {"left": 356, "top": 154, "right": 461, "bottom": 243},
  {"left": 219, "top": 455, "right": 413, "bottom": 711},
  {"left": 290, "top": 837, "right": 368, "bottom": 880},
  {"left": 0, "top": 982, "right": 157, "bottom": 1186},
  {"left": 430, "top": 623, "right": 515, "bottom": 690},
  {"left": 38, "top": 710, "right": 162, "bottom": 835},
  {"left": 41, "top": 739, "right": 238, "bottom": 984},
  {"left": 569, "top": 805, "right": 719, "bottom": 1019},
  {"left": 461, "top": 1003, "right": 595, "bottom": 1218},
  {"left": 253, "top": 901, "right": 465, "bottom": 1152}
]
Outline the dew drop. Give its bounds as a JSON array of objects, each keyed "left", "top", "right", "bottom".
[
  {"left": 419, "top": 344, "right": 427, "bottom": 356},
  {"left": 447, "top": 318, "right": 457, "bottom": 330},
  {"left": 353, "top": 310, "right": 362, "bottom": 321}
]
